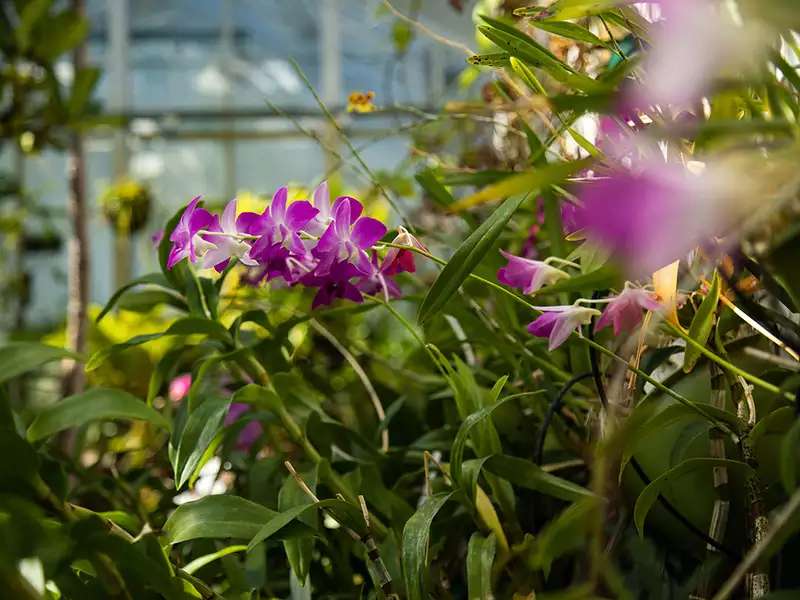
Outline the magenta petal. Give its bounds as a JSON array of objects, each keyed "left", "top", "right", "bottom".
[
  {"left": 236, "top": 211, "right": 262, "bottom": 235},
  {"left": 332, "top": 198, "right": 352, "bottom": 237},
  {"left": 166, "top": 245, "right": 184, "bottom": 269},
  {"left": 594, "top": 308, "right": 615, "bottom": 333},
  {"left": 271, "top": 187, "right": 288, "bottom": 221},
  {"left": 333, "top": 196, "right": 363, "bottom": 222},
  {"left": 285, "top": 201, "right": 319, "bottom": 231},
  {"left": 527, "top": 312, "right": 559, "bottom": 338},
  {"left": 351, "top": 217, "right": 387, "bottom": 249}
]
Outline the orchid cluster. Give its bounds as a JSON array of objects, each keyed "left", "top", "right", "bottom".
[
  {"left": 166, "top": 183, "right": 421, "bottom": 308},
  {"left": 497, "top": 251, "right": 662, "bottom": 350}
]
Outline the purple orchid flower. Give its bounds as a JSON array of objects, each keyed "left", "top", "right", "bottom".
[
  {"left": 356, "top": 251, "right": 401, "bottom": 301},
  {"left": 527, "top": 305, "right": 600, "bottom": 350},
  {"left": 301, "top": 260, "right": 364, "bottom": 309},
  {"left": 200, "top": 199, "right": 261, "bottom": 272},
  {"left": 630, "top": 0, "right": 766, "bottom": 110},
  {"left": 304, "top": 180, "right": 335, "bottom": 237},
  {"left": 595, "top": 287, "right": 662, "bottom": 335},
  {"left": 167, "top": 196, "right": 215, "bottom": 269},
  {"left": 247, "top": 187, "right": 319, "bottom": 262},
  {"left": 313, "top": 197, "right": 387, "bottom": 275},
  {"left": 497, "top": 250, "right": 569, "bottom": 295},
  {"left": 576, "top": 161, "right": 726, "bottom": 277},
  {"left": 224, "top": 403, "right": 263, "bottom": 451}
]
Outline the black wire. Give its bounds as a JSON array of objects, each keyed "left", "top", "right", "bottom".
[
  {"left": 585, "top": 305, "right": 740, "bottom": 559},
  {"left": 535, "top": 372, "right": 594, "bottom": 465},
  {"left": 628, "top": 457, "right": 740, "bottom": 560}
]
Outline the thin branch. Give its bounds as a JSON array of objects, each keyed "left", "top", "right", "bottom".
[
  {"left": 310, "top": 319, "right": 389, "bottom": 452},
  {"left": 381, "top": 0, "right": 474, "bottom": 56}
]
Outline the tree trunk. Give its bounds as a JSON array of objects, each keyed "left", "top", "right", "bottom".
[{"left": 63, "top": 0, "right": 89, "bottom": 396}]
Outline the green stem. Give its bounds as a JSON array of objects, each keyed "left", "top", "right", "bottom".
[
  {"left": 667, "top": 323, "right": 793, "bottom": 403},
  {"left": 579, "top": 336, "right": 737, "bottom": 438}
]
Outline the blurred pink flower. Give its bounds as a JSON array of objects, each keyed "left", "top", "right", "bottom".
[
  {"left": 595, "top": 287, "right": 662, "bottom": 335},
  {"left": 224, "top": 403, "right": 263, "bottom": 451},
  {"left": 631, "top": 0, "right": 767, "bottom": 109},
  {"left": 168, "top": 373, "right": 192, "bottom": 403},
  {"left": 576, "top": 161, "right": 723, "bottom": 277}
]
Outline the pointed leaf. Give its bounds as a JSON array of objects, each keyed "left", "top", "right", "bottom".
[
  {"left": 418, "top": 194, "right": 528, "bottom": 323},
  {"left": 27, "top": 388, "right": 169, "bottom": 442},
  {"left": 402, "top": 492, "right": 454, "bottom": 600},
  {"left": 634, "top": 458, "right": 753, "bottom": 537},
  {"left": 683, "top": 272, "right": 721, "bottom": 372},
  {"left": 0, "top": 342, "right": 79, "bottom": 384}
]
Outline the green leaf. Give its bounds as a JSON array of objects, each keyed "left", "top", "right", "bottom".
[
  {"left": 34, "top": 10, "right": 89, "bottom": 61},
  {"left": 27, "top": 388, "right": 170, "bottom": 442},
  {"left": 402, "top": 492, "right": 454, "bottom": 600},
  {"left": 683, "top": 272, "right": 720, "bottom": 372},
  {"left": 450, "top": 394, "right": 521, "bottom": 488},
  {"left": 467, "top": 532, "right": 496, "bottom": 600},
  {"left": 478, "top": 17, "right": 601, "bottom": 92},
  {"left": 483, "top": 455, "right": 594, "bottom": 502},
  {"left": 68, "top": 67, "right": 100, "bottom": 118},
  {"left": 86, "top": 317, "right": 231, "bottom": 372},
  {"left": 16, "top": 0, "right": 52, "bottom": 50},
  {"left": 781, "top": 419, "right": 800, "bottom": 493},
  {"left": 529, "top": 19, "right": 611, "bottom": 49},
  {"left": 418, "top": 194, "right": 527, "bottom": 323},
  {"left": 530, "top": 498, "right": 598, "bottom": 576},
  {"left": 184, "top": 545, "right": 248, "bottom": 575},
  {"left": 533, "top": 265, "right": 620, "bottom": 296},
  {"left": 466, "top": 52, "right": 511, "bottom": 67},
  {"left": 165, "top": 495, "right": 284, "bottom": 544},
  {"left": 633, "top": 458, "right": 754, "bottom": 536},
  {"left": 0, "top": 342, "right": 79, "bottom": 384},
  {"left": 450, "top": 159, "right": 590, "bottom": 211},
  {"left": 96, "top": 272, "right": 176, "bottom": 323},
  {"left": 248, "top": 498, "right": 364, "bottom": 552},
  {"left": 415, "top": 169, "right": 455, "bottom": 209},
  {"left": 172, "top": 396, "right": 230, "bottom": 489}
]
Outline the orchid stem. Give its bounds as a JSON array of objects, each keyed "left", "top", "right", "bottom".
[{"left": 666, "top": 322, "right": 793, "bottom": 403}]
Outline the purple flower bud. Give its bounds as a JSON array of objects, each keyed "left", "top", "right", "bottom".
[{"left": 497, "top": 250, "right": 569, "bottom": 295}]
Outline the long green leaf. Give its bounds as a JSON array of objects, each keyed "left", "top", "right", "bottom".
[
  {"left": 483, "top": 454, "right": 594, "bottom": 502},
  {"left": 683, "top": 272, "right": 720, "bottom": 372},
  {"left": 184, "top": 545, "right": 247, "bottom": 575},
  {"left": 634, "top": 457, "right": 753, "bottom": 536},
  {"left": 402, "top": 492, "right": 454, "bottom": 600},
  {"left": 27, "top": 388, "right": 169, "bottom": 441},
  {"left": 450, "top": 159, "right": 589, "bottom": 211},
  {"left": 533, "top": 265, "right": 620, "bottom": 296},
  {"left": 164, "top": 495, "right": 308, "bottom": 544},
  {"left": 96, "top": 272, "right": 177, "bottom": 323},
  {"left": 172, "top": 396, "right": 230, "bottom": 489},
  {"left": 86, "top": 317, "right": 232, "bottom": 372},
  {"left": 467, "top": 532, "right": 496, "bottom": 600},
  {"left": 530, "top": 20, "right": 612, "bottom": 49},
  {"left": 0, "top": 342, "right": 79, "bottom": 384},
  {"left": 781, "top": 419, "right": 800, "bottom": 492},
  {"left": 418, "top": 194, "right": 528, "bottom": 323},
  {"left": 450, "top": 394, "right": 522, "bottom": 488}
]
